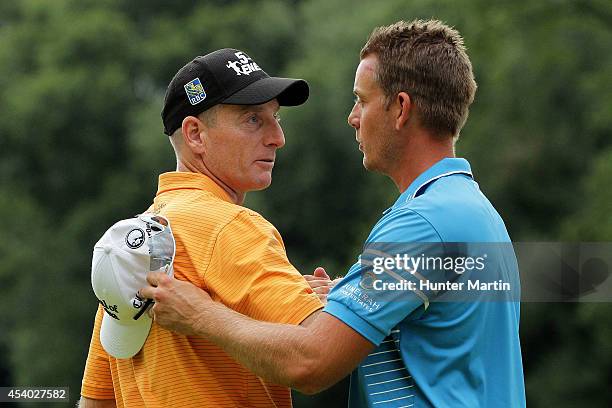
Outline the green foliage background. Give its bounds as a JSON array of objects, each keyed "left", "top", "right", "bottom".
[{"left": 0, "top": 0, "right": 610, "bottom": 406}]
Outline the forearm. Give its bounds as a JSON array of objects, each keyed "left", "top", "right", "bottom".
[
  {"left": 194, "top": 301, "right": 321, "bottom": 391},
  {"left": 142, "top": 273, "right": 369, "bottom": 393},
  {"left": 79, "top": 397, "right": 116, "bottom": 408}
]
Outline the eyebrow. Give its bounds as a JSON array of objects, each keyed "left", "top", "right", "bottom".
[
  {"left": 237, "top": 105, "right": 265, "bottom": 112},
  {"left": 234, "top": 104, "right": 280, "bottom": 115}
]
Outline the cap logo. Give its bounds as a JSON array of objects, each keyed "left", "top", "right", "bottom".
[
  {"left": 99, "top": 299, "right": 120, "bottom": 320},
  {"left": 226, "top": 51, "right": 261, "bottom": 76},
  {"left": 184, "top": 77, "right": 207, "bottom": 105},
  {"left": 133, "top": 292, "right": 146, "bottom": 309},
  {"left": 126, "top": 228, "right": 145, "bottom": 249}
]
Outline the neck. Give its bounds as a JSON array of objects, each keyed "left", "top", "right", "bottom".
[
  {"left": 175, "top": 160, "right": 246, "bottom": 205},
  {"left": 389, "top": 131, "right": 455, "bottom": 193}
]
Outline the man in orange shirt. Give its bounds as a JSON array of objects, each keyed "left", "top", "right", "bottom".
[{"left": 80, "top": 48, "right": 327, "bottom": 408}]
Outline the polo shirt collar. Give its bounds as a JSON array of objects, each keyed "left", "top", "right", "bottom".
[
  {"left": 390, "top": 158, "right": 473, "bottom": 211},
  {"left": 157, "top": 172, "right": 234, "bottom": 203}
]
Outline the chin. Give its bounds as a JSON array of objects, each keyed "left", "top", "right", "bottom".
[
  {"left": 363, "top": 157, "right": 385, "bottom": 173},
  {"left": 362, "top": 157, "right": 376, "bottom": 171},
  {"left": 250, "top": 175, "right": 273, "bottom": 191}
]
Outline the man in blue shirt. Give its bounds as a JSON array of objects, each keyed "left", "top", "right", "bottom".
[
  {"left": 326, "top": 156, "right": 524, "bottom": 407},
  {"left": 141, "top": 19, "right": 526, "bottom": 407}
]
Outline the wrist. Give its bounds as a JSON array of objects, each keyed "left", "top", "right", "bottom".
[{"left": 191, "top": 299, "right": 223, "bottom": 338}]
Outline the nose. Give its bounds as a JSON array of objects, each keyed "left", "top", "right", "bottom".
[
  {"left": 348, "top": 103, "right": 360, "bottom": 129},
  {"left": 265, "top": 119, "right": 285, "bottom": 149}
]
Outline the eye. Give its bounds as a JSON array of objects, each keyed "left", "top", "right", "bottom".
[
  {"left": 248, "top": 114, "right": 259, "bottom": 124},
  {"left": 274, "top": 112, "right": 281, "bottom": 123}
]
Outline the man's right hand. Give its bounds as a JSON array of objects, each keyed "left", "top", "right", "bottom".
[{"left": 303, "top": 267, "right": 342, "bottom": 303}]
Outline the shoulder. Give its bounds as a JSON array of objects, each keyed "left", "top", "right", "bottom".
[
  {"left": 368, "top": 207, "right": 443, "bottom": 243},
  {"left": 406, "top": 174, "right": 477, "bottom": 217},
  {"left": 216, "top": 207, "right": 284, "bottom": 248},
  {"left": 403, "top": 175, "right": 510, "bottom": 242},
  {"left": 161, "top": 190, "right": 246, "bottom": 232},
  {"left": 225, "top": 207, "right": 278, "bottom": 233}
]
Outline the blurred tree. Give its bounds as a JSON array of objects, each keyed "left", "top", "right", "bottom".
[
  {"left": 456, "top": 0, "right": 612, "bottom": 239},
  {"left": 562, "top": 147, "right": 612, "bottom": 241}
]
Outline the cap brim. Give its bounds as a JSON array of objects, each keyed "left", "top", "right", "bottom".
[
  {"left": 222, "top": 77, "right": 309, "bottom": 107},
  {"left": 100, "top": 312, "right": 152, "bottom": 359}
]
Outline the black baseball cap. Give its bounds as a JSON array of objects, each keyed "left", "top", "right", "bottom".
[{"left": 162, "top": 48, "right": 309, "bottom": 135}]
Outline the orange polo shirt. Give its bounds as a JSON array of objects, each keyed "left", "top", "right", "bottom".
[{"left": 81, "top": 172, "right": 323, "bottom": 407}]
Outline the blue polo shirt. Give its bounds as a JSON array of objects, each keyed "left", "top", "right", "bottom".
[{"left": 324, "top": 158, "right": 525, "bottom": 408}]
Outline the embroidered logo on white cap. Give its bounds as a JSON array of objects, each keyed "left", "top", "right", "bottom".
[{"left": 91, "top": 214, "right": 175, "bottom": 359}]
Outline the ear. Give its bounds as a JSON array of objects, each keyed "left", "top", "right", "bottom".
[
  {"left": 395, "top": 92, "right": 412, "bottom": 131},
  {"left": 181, "top": 115, "right": 207, "bottom": 154}
]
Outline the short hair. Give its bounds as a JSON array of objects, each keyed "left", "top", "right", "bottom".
[
  {"left": 360, "top": 19, "right": 477, "bottom": 137},
  {"left": 197, "top": 105, "right": 219, "bottom": 128},
  {"left": 169, "top": 106, "right": 219, "bottom": 146},
  {"left": 169, "top": 105, "right": 219, "bottom": 139}
]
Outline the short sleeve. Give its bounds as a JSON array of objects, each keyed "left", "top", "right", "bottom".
[
  {"left": 324, "top": 209, "right": 443, "bottom": 346},
  {"left": 81, "top": 305, "right": 115, "bottom": 399},
  {"left": 205, "top": 211, "right": 323, "bottom": 325}
]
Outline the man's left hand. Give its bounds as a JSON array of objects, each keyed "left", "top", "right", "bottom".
[{"left": 140, "top": 272, "right": 212, "bottom": 336}]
